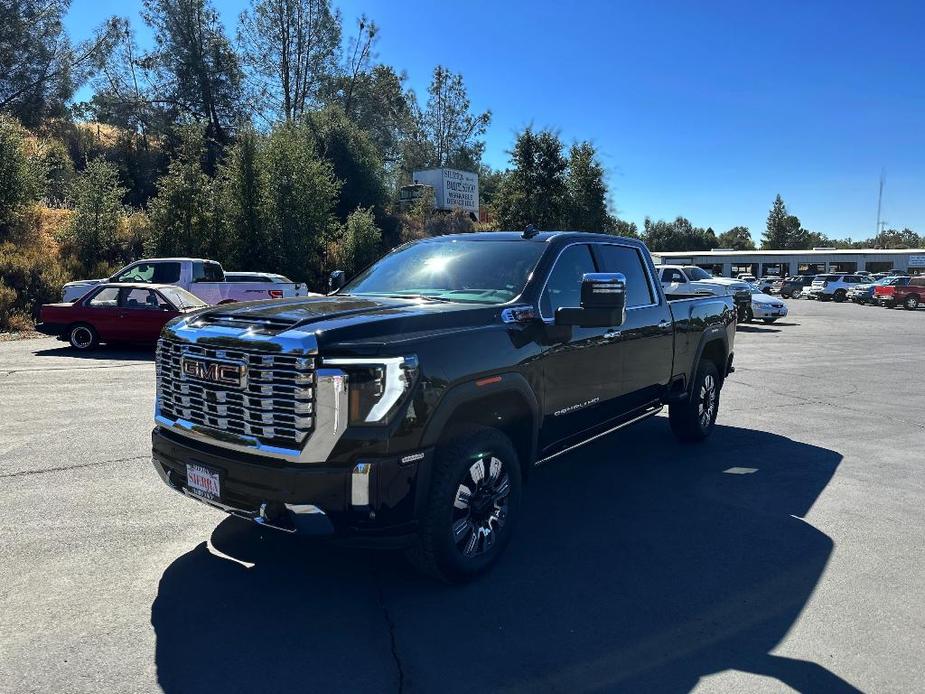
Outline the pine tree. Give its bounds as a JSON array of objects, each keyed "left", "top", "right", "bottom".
[
  {"left": 493, "top": 128, "right": 568, "bottom": 231},
  {"left": 762, "top": 195, "right": 804, "bottom": 249}
]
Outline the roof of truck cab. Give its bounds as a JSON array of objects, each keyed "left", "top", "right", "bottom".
[{"left": 421, "top": 231, "right": 644, "bottom": 244}]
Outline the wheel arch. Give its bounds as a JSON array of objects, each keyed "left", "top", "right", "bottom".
[{"left": 420, "top": 373, "right": 540, "bottom": 478}]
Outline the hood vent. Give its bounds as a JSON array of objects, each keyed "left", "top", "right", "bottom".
[{"left": 191, "top": 313, "right": 299, "bottom": 333}]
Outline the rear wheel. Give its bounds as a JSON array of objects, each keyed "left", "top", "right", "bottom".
[
  {"left": 762, "top": 317, "right": 779, "bottom": 324},
  {"left": 833, "top": 289, "right": 847, "bottom": 302},
  {"left": 791, "top": 289, "right": 802, "bottom": 299},
  {"left": 904, "top": 295, "right": 920, "bottom": 310},
  {"left": 669, "top": 360, "right": 720, "bottom": 443},
  {"left": 68, "top": 323, "right": 98, "bottom": 351},
  {"left": 408, "top": 426, "right": 521, "bottom": 582}
]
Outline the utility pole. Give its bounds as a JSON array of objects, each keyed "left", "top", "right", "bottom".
[{"left": 876, "top": 170, "right": 885, "bottom": 238}]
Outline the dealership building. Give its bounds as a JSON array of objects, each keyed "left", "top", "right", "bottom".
[{"left": 651, "top": 248, "right": 925, "bottom": 277}]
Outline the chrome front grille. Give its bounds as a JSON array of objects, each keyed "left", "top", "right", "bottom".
[{"left": 156, "top": 338, "right": 315, "bottom": 449}]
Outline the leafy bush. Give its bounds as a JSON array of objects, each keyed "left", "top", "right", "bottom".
[
  {"left": 0, "top": 241, "right": 69, "bottom": 323},
  {"left": 0, "top": 116, "right": 44, "bottom": 237},
  {"left": 64, "top": 158, "right": 126, "bottom": 273},
  {"left": 329, "top": 207, "right": 383, "bottom": 277}
]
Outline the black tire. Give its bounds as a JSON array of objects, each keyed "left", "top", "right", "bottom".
[
  {"left": 407, "top": 426, "right": 522, "bottom": 582},
  {"left": 669, "top": 360, "right": 721, "bottom": 443},
  {"left": 68, "top": 323, "right": 98, "bottom": 350},
  {"left": 743, "top": 306, "right": 754, "bottom": 323},
  {"left": 791, "top": 289, "right": 802, "bottom": 299},
  {"left": 762, "top": 287, "right": 772, "bottom": 294},
  {"left": 833, "top": 290, "right": 847, "bottom": 303},
  {"left": 904, "top": 294, "right": 920, "bottom": 310},
  {"left": 762, "top": 317, "right": 778, "bottom": 324},
  {"left": 780, "top": 291, "right": 791, "bottom": 299}
]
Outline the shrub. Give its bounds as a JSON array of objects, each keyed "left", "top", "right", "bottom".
[
  {"left": 0, "top": 116, "right": 45, "bottom": 238},
  {"left": 329, "top": 207, "right": 383, "bottom": 278},
  {"left": 0, "top": 241, "right": 69, "bottom": 321}
]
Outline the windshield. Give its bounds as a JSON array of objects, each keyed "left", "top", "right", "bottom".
[
  {"left": 160, "top": 286, "right": 207, "bottom": 310},
  {"left": 683, "top": 267, "right": 713, "bottom": 280},
  {"left": 341, "top": 239, "right": 547, "bottom": 304}
]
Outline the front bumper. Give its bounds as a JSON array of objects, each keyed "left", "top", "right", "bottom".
[
  {"left": 751, "top": 303, "right": 788, "bottom": 318},
  {"left": 152, "top": 427, "right": 430, "bottom": 544}
]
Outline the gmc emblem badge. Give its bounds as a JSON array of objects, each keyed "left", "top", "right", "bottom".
[{"left": 181, "top": 357, "right": 246, "bottom": 388}]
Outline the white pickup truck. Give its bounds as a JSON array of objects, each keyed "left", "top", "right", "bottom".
[
  {"left": 61, "top": 258, "right": 314, "bottom": 304},
  {"left": 657, "top": 264, "right": 754, "bottom": 320}
]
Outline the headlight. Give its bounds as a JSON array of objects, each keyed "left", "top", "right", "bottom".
[{"left": 323, "top": 356, "right": 419, "bottom": 425}]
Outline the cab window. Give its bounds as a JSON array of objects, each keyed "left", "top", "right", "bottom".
[
  {"left": 596, "top": 245, "right": 655, "bottom": 307},
  {"left": 660, "top": 268, "right": 686, "bottom": 284},
  {"left": 114, "top": 262, "right": 181, "bottom": 284},
  {"left": 87, "top": 287, "right": 119, "bottom": 307},
  {"left": 541, "top": 245, "right": 596, "bottom": 319},
  {"left": 192, "top": 262, "right": 224, "bottom": 282}
]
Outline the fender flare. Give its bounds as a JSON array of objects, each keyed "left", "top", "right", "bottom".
[
  {"left": 420, "top": 372, "right": 541, "bottom": 464},
  {"left": 690, "top": 326, "right": 729, "bottom": 388}
]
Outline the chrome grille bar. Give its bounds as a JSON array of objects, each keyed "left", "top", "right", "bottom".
[{"left": 156, "top": 337, "right": 315, "bottom": 448}]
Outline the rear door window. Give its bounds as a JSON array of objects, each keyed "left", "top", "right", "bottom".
[
  {"left": 596, "top": 245, "right": 655, "bottom": 307},
  {"left": 660, "top": 268, "right": 686, "bottom": 284}
]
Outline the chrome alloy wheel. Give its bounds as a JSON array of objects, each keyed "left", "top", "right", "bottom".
[
  {"left": 699, "top": 373, "right": 717, "bottom": 429},
  {"left": 70, "top": 326, "right": 93, "bottom": 349},
  {"left": 452, "top": 455, "right": 511, "bottom": 558}
]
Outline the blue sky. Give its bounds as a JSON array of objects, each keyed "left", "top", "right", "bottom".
[{"left": 65, "top": 0, "right": 925, "bottom": 242}]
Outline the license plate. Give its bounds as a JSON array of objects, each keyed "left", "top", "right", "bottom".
[{"left": 186, "top": 463, "right": 220, "bottom": 501}]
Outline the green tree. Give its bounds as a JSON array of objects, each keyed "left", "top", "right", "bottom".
[
  {"left": 406, "top": 65, "right": 491, "bottom": 173},
  {"left": 335, "top": 206, "right": 382, "bottom": 276},
  {"left": 218, "top": 127, "right": 270, "bottom": 270},
  {"left": 65, "top": 159, "right": 126, "bottom": 272},
  {"left": 643, "top": 217, "right": 718, "bottom": 251},
  {"left": 0, "top": 1, "right": 120, "bottom": 126},
  {"left": 717, "top": 225, "right": 755, "bottom": 250},
  {"left": 304, "top": 106, "right": 386, "bottom": 219},
  {"left": 146, "top": 126, "right": 221, "bottom": 258},
  {"left": 142, "top": 0, "right": 243, "bottom": 167},
  {"left": 762, "top": 195, "right": 806, "bottom": 249},
  {"left": 565, "top": 142, "right": 610, "bottom": 231},
  {"left": 493, "top": 128, "right": 568, "bottom": 230},
  {"left": 606, "top": 218, "right": 639, "bottom": 238},
  {"left": 0, "top": 116, "right": 44, "bottom": 238},
  {"left": 262, "top": 121, "right": 340, "bottom": 286},
  {"left": 38, "top": 138, "right": 75, "bottom": 207},
  {"left": 237, "top": 0, "right": 341, "bottom": 123},
  {"left": 866, "top": 227, "right": 923, "bottom": 249}
]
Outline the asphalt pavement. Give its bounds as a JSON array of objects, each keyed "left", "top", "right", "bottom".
[{"left": 1, "top": 299, "right": 923, "bottom": 693}]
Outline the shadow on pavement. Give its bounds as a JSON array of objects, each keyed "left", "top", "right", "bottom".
[
  {"left": 151, "top": 420, "right": 859, "bottom": 693},
  {"left": 33, "top": 344, "right": 154, "bottom": 361},
  {"left": 736, "top": 324, "right": 782, "bottom": 333}
]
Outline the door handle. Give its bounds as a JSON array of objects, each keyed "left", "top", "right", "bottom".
[
  {"left": 603, "top": 329, "right": 621, "bottom": 340},
  {"left": 657, "top": 320, "right": 671, "bottom": 330}
]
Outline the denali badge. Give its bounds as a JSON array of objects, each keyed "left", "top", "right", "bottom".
[{"left": 181, "top": 357, "right": 246, "bottom": 388}]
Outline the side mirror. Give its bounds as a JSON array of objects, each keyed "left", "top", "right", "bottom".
[
  {"left": 555, "top": 273, "right": 626, "bottom": 328},
  {"left": 329, "top": 270, "right": 346, "bottom": 292}
]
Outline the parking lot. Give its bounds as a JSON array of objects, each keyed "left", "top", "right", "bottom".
[{"left": 1, "top": 299, "right": 923, "bottom": 693}]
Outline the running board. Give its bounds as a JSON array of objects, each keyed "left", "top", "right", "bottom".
[{"left": 534, "top": 404, "right": 664, "bottom": 466}]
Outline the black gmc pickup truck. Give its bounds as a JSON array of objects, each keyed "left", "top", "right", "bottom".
[{"left": 152, "top": 231, "right": 736, "bottom": 581}]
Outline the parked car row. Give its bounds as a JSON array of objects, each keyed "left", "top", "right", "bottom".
[{"left": 759, "top": 271, "right": 924, "bottom": 310}]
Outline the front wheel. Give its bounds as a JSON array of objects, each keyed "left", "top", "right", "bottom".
[
  {"left": 904, "top": 295, "right": 920, "bottom": 310},
  {"left": 408, "top": 426, "right": 522, "bottom": 582},
  {"left": 791, "top": 289, "right": 802, "bottom": 299},
  {"left": 669, "top": 360, "right": 720, "bottom": 443},
  {"left": 833, "top": 290, "right": 847, "bottom": 303},
  {"left": 68, "top": 323, "right": 98, "bottom": 351},
  {"left": 762, "top": 317, "right": 779, "bottom": 324}
]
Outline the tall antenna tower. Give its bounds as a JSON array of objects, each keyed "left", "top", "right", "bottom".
[{"left": 876, "top": 169, "right": 885, "bottom": 237}]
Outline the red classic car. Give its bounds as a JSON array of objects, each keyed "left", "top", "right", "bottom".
[{"left": 37, "top": 283, "right": 207, "bottom": 350}]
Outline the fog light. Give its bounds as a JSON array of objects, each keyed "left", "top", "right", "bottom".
[{"left": 352, "top": 463, "right": 372, "bottom": 506}]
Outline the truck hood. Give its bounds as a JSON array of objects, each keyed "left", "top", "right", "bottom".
[
  {"left": 169, "top": 293, "right": 502, "bottom": 352},
  {"left": 63, "top": 278, "right": 107, "bottom": 288}
]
